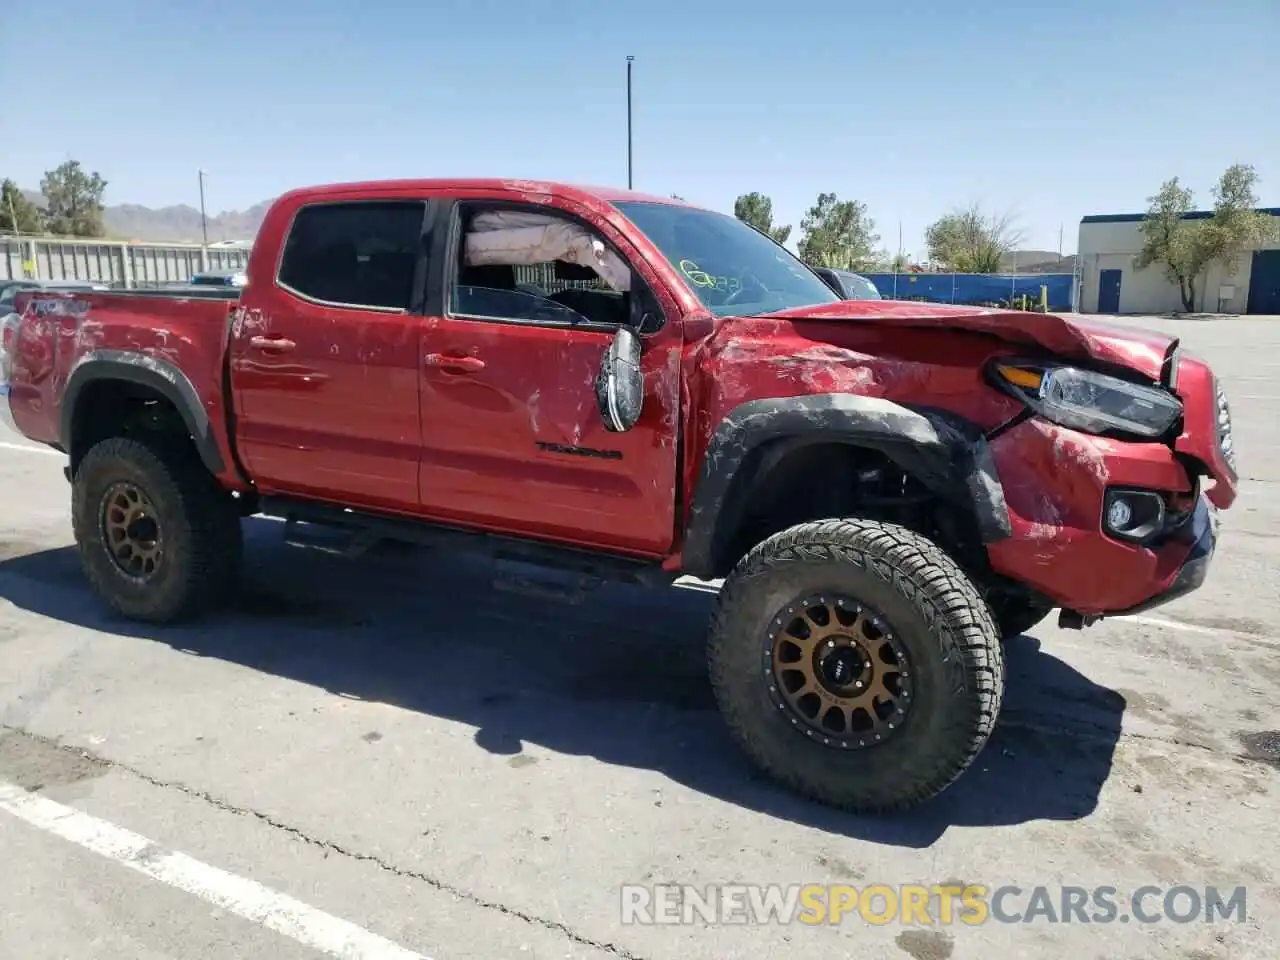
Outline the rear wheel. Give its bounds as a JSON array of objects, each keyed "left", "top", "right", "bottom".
[
  {"left": 707, "top": 518, "right": 1003, "bottom": 813},
  {"left": 71, "top": 436, "right": 243, "bottom": 623}
]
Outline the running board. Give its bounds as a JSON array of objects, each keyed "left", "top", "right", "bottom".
[{"left": 260, "top": 495, "right": 672, "bottom": 588}]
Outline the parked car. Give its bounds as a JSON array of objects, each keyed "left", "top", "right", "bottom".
[
  {"left": 814, "top": 267, "right": 882, "bottom": 300},
  {"left": 0, "top": 178, "right": 1237, "bottom": 813},
  {"left": 188, "top": 269, "right": 247, "bottom": 288}
]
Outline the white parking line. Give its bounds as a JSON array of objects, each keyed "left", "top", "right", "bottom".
[
  {"left": 1115, "top": 615, "right": 1227, "bottom": 636},
  {"left": 0, "top": 780, "right": 429, "bottom": 960},
  {"left": 0, "top": 440, "right": 62, "bottom": 457}
]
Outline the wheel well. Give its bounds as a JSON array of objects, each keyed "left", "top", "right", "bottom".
[
  {"left": 68, "top": 379, "right": 196, "bottom": 475},
  {"left": 708, "top": 440, "right": 992, "bottom": 583}
]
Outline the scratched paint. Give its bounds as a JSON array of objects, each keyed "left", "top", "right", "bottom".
[
  {"left": 526, "top": 387, "right": 541, "bottom": 433},
  {"left": 1050, "top": 427, "right": 1111, "bottom": 486}
]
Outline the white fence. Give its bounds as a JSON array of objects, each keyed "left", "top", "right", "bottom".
[{"left": 1, "top": 236, "right": 250, "bottom": 288}]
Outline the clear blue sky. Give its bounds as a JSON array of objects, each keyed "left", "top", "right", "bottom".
[{"left": 3, "top": 0, "right": 1276, "bottom": 257}]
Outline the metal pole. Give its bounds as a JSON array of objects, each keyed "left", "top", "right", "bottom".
[
  {"left": 6, "top": 191, "right": 21, "bottom": 238},
  {"left": 195, "top": 168, "right": 208, "bottom": 272},
  {"left": 626, "top": 57, "right": 634, "bottom": 189},
  {"left": 893, "top": 221, "right": 901, "bottom": 298},
  {"left": 197, "top": 170, "right": 209, "bottom": 246}
]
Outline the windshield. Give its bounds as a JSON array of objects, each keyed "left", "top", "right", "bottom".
[
  {"left": 835, "top": 270, "right": 882, "bottom": 300},
  {"left": 613, "top": 201, "right": 840, "bottom": 317}
]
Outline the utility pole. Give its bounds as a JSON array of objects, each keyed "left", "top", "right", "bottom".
[
  {"left": 626, "top": 56, "right": 634, "bottom": 189},
  {"left": 197, "top": 169, "right": 209, "bottom": 247},
  {"left": 6, "top": 191, "right": 20, "bottom": 239},
  {"left": 894, "top": 221, "right": 902, "bottom": 298}
]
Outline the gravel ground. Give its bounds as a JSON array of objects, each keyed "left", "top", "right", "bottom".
[{"left": 0, "top": 313, "right": 1277, "bottom": 960}]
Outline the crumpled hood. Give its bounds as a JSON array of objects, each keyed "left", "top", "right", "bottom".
[{"left": 760, "top": 300, "right": 1175, "bottom": 380}]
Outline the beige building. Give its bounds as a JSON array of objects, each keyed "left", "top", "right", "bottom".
[{"left": 1076, "top": 208, "right": 1280, "bottom": 315}]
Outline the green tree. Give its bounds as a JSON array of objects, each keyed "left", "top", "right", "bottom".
[
  {"left": 0, "top": 180, "right": 44, "bottom": 234},
  {"left": 39, "top": 160, "right": 108, "bottom": 237},
  {"left": 1134, "top": 164, "right": 1278, "bottom": 312},
  {"left": 796, "top": 192, "right": 879, "bottom": 269},
  {"left": 733, "top": 191, "right": 791, "bottom": 245},
  {"left": 871, "top": 250, "right": 911, "bottom": 272},
  {"left": 925, "top": 203, "right": 1022, "bottom": 273}
]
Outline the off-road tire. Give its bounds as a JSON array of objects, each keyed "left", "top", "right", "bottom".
[
  {"left": 989, "top": 594, "right": 1055, "bottom": 640},
  {"left": 707, "top": 518, "right": 1004, "bottom": 813},
  {"left": 71, "top": 436, "right": 243, "bottom": 623}
]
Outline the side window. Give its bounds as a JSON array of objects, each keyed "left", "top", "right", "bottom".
[
  {"left": 449, "top": 205, "right": 636, "bottom": 328},
  {"left": 278, "top": 201, "right": 425, "bottom": 310}
]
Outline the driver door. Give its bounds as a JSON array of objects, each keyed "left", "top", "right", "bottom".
[{"left": 415, "top": 198, "right": 682, "bottom": 557}]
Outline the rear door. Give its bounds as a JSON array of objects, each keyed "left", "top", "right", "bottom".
[
  {"left": 229, "top": 197, "right": 432, "bottom": 511},
  {"left": 414, "top": 196, "right": 683, "bottom": 556}
]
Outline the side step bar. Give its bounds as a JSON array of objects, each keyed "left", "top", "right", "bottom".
[{"left": 261, "top": 495, "right": 673, "bottom": 588}]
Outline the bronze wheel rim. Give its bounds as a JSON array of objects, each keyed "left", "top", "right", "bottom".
[
  {"left": 99, "top": 481, "right": 164, "bottom": 581},
  {"left": 765, "top": 594, "right": 914, "bottom": 749}
]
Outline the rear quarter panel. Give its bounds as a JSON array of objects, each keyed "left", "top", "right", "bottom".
[{"left": 8, "top": 291, "right": 243, "bottom": 487}]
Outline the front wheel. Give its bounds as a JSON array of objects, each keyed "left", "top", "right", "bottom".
[
  {"left": 71, "top": 436, "right": 243, "bottom": 623},
  {"left": 707, "top": 518, "right": 1004, "bottom": 813}
]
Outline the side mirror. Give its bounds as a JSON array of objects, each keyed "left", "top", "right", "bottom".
[{"left": 595, "top": 327, "right": 644, "bottom": 433}]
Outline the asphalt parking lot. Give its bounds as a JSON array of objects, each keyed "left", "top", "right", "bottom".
[{"left": 1, "top": 314, "right": 1278, "bottom": 960}]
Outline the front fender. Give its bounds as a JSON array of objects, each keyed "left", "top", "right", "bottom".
[{"left": 679, "top": 394, "right": 1011, "bottom": 579}]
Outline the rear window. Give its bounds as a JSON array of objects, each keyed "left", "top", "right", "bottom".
[{"left": 277, "top": 201, "right": 425, "bottom": 310}]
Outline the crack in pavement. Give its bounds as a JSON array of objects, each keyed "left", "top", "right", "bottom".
[{"left": 1, "top": 726, "right": 648, "bottom": 960}]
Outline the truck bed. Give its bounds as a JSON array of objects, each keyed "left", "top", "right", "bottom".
[{"left": 5, "top": 286, "right": 240, "bottom": 462}]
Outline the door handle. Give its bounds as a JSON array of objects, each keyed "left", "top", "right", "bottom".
[
  {"left": 425, "top": 353, "right": 485, "bottom": 373},
  {"left": 248, "top": 336, "right": 296, "bottom": 352}
]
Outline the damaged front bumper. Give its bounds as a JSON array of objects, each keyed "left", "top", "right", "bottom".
[
  {"left": 984, "top": 408, "right": 1231, "bottom": 616},
  {"left": 1080, "top": 491, "right": 1218, "bottom": 621}
]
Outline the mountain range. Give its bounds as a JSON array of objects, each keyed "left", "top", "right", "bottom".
[{"left": 21, "top": 189, "right": 271, "bottom": 243}]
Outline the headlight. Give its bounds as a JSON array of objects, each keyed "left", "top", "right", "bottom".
[
  {"left": 1215, "top": 378, "right": 1237, "bottom": 473},
  {"left": 994, "top": 362, "right": 1182, "bottom": 438}
]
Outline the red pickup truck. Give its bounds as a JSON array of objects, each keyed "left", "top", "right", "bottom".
[{"left": 0, "top": 179, "right": 1238, "bottom": 813}]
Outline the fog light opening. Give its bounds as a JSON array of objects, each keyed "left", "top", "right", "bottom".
[{"left": 1103, "top": 489, "right": 1167, "bottom": 543}]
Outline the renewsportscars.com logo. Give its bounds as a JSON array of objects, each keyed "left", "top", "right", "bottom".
[{"left": 619, "top": 883, "right": 1249, "bottom": 927}]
